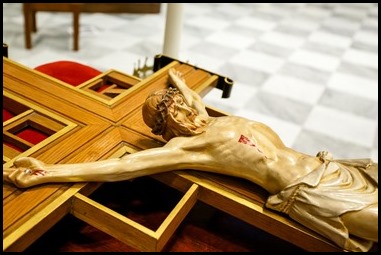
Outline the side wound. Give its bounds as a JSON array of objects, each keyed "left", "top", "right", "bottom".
[
  {"left": 238, "top": 134, "right": 264, "bottom": 154},
  {"left": 238, "top": 134, "right": 256, "bottom": 147}
]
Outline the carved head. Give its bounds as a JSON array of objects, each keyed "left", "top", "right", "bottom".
[{"left": 142, "top": 88, "right": 206, "bottom": 141}]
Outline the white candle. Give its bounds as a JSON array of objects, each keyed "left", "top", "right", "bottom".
[{"left": 163, "top": 3, "right": 184, "bottom": 58}]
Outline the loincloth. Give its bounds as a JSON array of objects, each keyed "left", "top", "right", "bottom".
[{"left": 265, "top": 151, "right": 378, "bottom": 252}]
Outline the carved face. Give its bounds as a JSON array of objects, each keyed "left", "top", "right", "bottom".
[{"left": 167, "top": 94, "right": 198, "bottom": 125}]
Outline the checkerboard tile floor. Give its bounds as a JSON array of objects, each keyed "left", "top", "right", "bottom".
[{"left": 3, "top": 3, "right": 378, "bottom": 161}]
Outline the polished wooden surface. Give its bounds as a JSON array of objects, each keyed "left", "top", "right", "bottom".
[{"left": 3, "top": 56, "right": 352, "bottom": 252}]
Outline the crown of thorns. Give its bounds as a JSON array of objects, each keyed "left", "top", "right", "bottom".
[{"left": 151, "top": 87, "right": 180, "bottom": 135}]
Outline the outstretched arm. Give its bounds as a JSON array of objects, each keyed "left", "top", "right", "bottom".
[
  {"left": 168, "top": 68, "right": 209, "bottom": 118},
  {"left": 3, "top": 140, "right": 202, "bottom": 188}
]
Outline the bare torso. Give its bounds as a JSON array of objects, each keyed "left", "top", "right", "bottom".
[{"left": 166, "top": 115, "right": 322, "bottom": 194}]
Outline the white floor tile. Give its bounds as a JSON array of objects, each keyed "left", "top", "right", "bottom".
[
  {"left": 289, "top": 49, "right": 341, "bottom": 72},
  {"left": 327, "top": 72, "right": 378, "bottom": 100},
  {"left": 304, "top": 106, "right": 377, "bottom": 147},
  {"left": 261, "top": 75, "right": 325, "bottom": 104},
  {"left": 230, "top": 50, "right": 284, "bottom": 73}
]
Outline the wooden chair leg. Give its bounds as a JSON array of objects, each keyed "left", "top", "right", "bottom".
[
  {"left": 22, "top": 3, "right": 33, "bottom": 49},
  {"left": 32, "top": 11, "right": 37, "bottom": 32},
  {"left": 73, "top": 10, "right": 80, "bottom": 51},
  {"left": 72, "top": 4, "right": 82, "bottom": 51}
]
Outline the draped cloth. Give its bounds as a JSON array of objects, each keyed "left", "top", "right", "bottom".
[{"left": 266, "top": 151, "right": 378, "bottom": 252}]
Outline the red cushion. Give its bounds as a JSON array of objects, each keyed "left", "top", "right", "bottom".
[
  {"left": 34, "top": 60, "right": 102, "bottom": 86},
  {"left": 3, "top": 108, "right": 14, "bottom": 122},
  {"left": 17, "top": 127, "right": 49, "bottom": 145}
]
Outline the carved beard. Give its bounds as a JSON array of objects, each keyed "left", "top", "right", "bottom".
[{"left": 164, "top": 110, "right": 207, "bottom": 139}]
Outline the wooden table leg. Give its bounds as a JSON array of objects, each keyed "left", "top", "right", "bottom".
[
  {"left": 23, "top": 3, "right": 33, "bottom": 49},
  {"left": 72, "top": 5, "right": 81, "bottom": 51}
]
